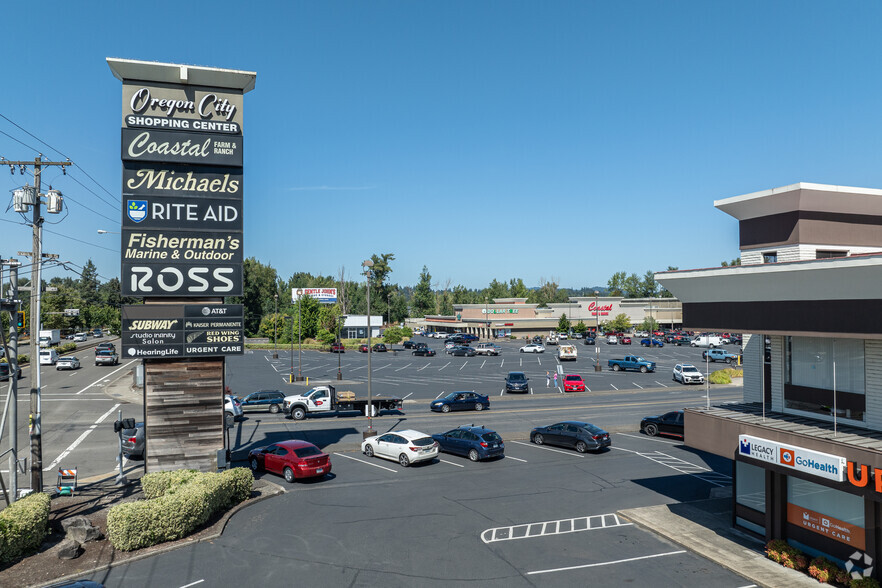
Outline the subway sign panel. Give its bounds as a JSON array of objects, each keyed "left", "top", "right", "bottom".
[{"left": 738, "top": 434, "right": 846, "bottom": 482}]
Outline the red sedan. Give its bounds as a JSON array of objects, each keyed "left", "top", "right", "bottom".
[
  {"left": 563, "top": 374, "right": 586, "bottom": 392},
  {"left": 249, "top": 440, "right": 331, "bottom": 483},
  {"left": 620, "top": 336, "right": 632, "bottom": 345}
]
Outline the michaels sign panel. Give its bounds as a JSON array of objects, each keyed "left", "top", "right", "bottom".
[{"left": 738, "top": 434, "right": 846, "bottom": 482}]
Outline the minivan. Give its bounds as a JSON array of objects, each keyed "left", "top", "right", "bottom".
[
  {"left": 690, "top": 335, "right": 724, "bottom": 348},
  {"left": 39, "top": 349, "right": 58, "bottom": 365}
]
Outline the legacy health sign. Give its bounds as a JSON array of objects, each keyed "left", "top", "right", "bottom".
[
  {"left": 120, "top": 81, "right": 245, "bottom": 298},
  {"left": 738, "top": 435, "right": 846, "bottom": 482}
]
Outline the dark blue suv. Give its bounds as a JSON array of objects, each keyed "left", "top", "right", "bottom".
[
  {"left": 432, "top": 425, "right": 504, "bottom": 461},
  {"left": 240, "top": 390, "right": 287, "bottom": 414},
  {"left": 504, "top": 371, "right": 530, "bottom": 393}
]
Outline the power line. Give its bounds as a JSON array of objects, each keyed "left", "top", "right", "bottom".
[
  {"left": 63, "top": 193, "right": 117, "bottom": 224},
  {"left": 65, "top": 172, "right": 118, "bottom": 211},
  {"left": 0, "top": 114, "right": 68, "bottom": 159},
  {"left": 0, "top": 128, "right": 40, "bottom": 155},
  {"left": 1, "top": 218, "right": 117, "bottom": 253}
]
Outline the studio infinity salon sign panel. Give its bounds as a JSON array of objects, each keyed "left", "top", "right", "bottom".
[
  {"left": 122, "top": 304, "right": 244, "bottom": 358},
  {"left": 738, "top": 434, "right": 846, "bottom": 482}
]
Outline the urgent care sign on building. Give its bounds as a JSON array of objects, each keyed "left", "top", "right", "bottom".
[{"left": 738, "top": 435, "right": 847, "bottom": 482}]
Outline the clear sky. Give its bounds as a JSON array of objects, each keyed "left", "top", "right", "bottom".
[{"left": 2, "top": 1, "right": 881, "bottom": 290}]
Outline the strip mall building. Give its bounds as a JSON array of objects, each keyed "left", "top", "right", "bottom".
[
  {"left": 657, "top": 183, "right": 882, "bottom": 574},
  {"left": 421, "top": 296, "right": 682, "bottom": 339}
]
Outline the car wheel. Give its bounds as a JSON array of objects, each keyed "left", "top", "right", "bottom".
[
  {"left": 520, "top": 349, "right": 524, "bottom": 353},
  {"left": 291, "top": 407, "right": 306, "bottom": 421},
  {"left": 575, "top": 441, "right": 588, "bottom": 453},
  {"left": 283, "top": 467, "right": 295, "bottom": 483},
  {"left": 364, "top": 444, "right": 375, "bottom": 457},
  {"left": 645, "top": 423, "right": 659, "bottom": 437},
  {"left": 533, "top": 433, "right": 544, "bottom": 445},
  {"left": 475, "top": 403, "right": 484, "bottom": 411},
  {"left": 398, "top": 453, "right": 410, "bottom": 467},
  {"left": 612, "top": 364, "right": 620, "bottom": 371},
  {"left": 709, "top": 344, "right": 715, "bottom": 349},
  {"left": 441, "top": 404, "right": 451, "bottom": 413},
  {"left": 468, "top": 448, "right": 480, "bottom": 462},
  {"left": 250, "top": 457, "right": 260, "bottom": 472},
  {"left": 269, "top": 404, "right": 280, "bottom": 414},
  {"left": 640, "top": 366, "right": 648, "bottom": 373},
  {"left": 726, "top": 358, "right": 733, "bottom": 365}
]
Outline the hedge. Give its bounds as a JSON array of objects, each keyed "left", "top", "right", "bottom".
[
  {"left": 0, "top": 491, "right": 50, "bottom": 565},
  {"left": 107, "top": 468, "right": 252, "bottom": 551},
  {"left": 708, "top": 367, "right": 744, "bottom": 385}
]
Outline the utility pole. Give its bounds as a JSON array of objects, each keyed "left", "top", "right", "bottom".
[
  {"left": 1, "top": 259, "right": 21, "bottom": 501},
  {"left": 6, "top": 156, "right": 71, "bottom": 493}
]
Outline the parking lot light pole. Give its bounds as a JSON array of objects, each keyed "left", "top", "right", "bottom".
[
  {"left": 594, "top": 291, "right": 601, "bottom": 372},
  {"left": 363, "top": 259, "right": 375, "bottom": 434},
  {"left": 284, "top": 316, "right": 294, "bottom": 381},
  {"left": 296, "top": 295, "right": 304, "bottom": 382},
  {"left": 273, "top": 294, "right": 278, "bottom": 359}
]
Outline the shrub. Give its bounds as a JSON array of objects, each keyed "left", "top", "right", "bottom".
[
  {"left": 851, "top": 578, "right": 881, "bottom": 588},
  {"left": 765, "top": 539, "right": 807, "bottom": 569},
  {"left": 108, "top": 468, "right": 253, "bottom": 551},
  {"left": 708, "top": 370, "right": 732, "bottom": 384},
  {"left": 0, "top": 491, "right": 50, "bottom": 564},
  {"left": 809, "top": 557, "right": 840, "bottom": 583}
]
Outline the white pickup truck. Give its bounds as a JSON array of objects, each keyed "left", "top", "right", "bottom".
[{"left": 283, "top": 385, "right": 403, "bottom": 421}]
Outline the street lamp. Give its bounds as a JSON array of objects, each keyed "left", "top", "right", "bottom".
[
  {"left": 97, "top": 229, "right": 119, "bottom": 235},
  {"left": 337, "top": 314, "right": 346, "bottom": 381},
  {"left": 594, "top": 291, "right": 601, "bottom": 372},
  {"left": 273, "top": 294, "right": 278, "bottom": 359},
  {"left": 362, "top": 259, "right": 375, "bottom": 434},
  {"left": 387, "top": 292, "right": 392, "bottom": 328},
  {"left": 296, "top": 292, "right": 304, "bottom": 381}
]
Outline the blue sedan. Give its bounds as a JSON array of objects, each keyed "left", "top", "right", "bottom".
[
  {"left": 430, "top": 392, "right": 489, "bottom": 413},
  {"left": 432, "top": 425, "right": 504, "bottom": 461},
  {"left": 640, "top": 338, "right": 665, "bottom": 347}
]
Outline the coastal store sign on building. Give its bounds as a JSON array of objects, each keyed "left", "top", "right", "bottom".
[{"left": 738, "top": 435, "right": 846, "bottom": 482}]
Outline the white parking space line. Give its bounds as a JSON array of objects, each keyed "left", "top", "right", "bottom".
[
  {"left": 179, "top": 580, "right": 205, "bottom": 588},
  {"left": 459, "top": 361, "right": 468, "bottom": 370},
  {"left": 438, "top": 362, "right": 450, "bottom": 371},
  {"left": 527, "top": 550, "right": 686, "bottom": 575},
  {"left": 75, "top": 360, "right": 137, "bottom": 395},
  {"left": 44, "top": 403, "right": 120, "bottom": 471},
  {"left": 511, "top": 440, "right": 584, "bottom": 458},
  {"left": 395, "top": 363, "right": 412, "bottom": 372},
  {"left": 372, "top": 364, "right": 389, "bottom": 372},
  {"left": 505, "top": 455, "right": 527, "bottom": 463},
  {"left": 439, "top": 459, "right": 465, "bottom": 468},
  {"left": 616, "top": 432, "right": 681, "bottom": 445},
  {"left": 351, "top": 365, "right": 366, "bottom": 371},
  {"left": 418, "top": 364, "right": 429, "bottom": 371},
  {"left": 610, "top": 384, "right": 618, "bottom": 390},
  {"left": 654, "top": 381, "right": 669, "bottom": 388},
  {"left": 480, "top": 360, "right": 486, "bottom": 369},
  {"left": 482, "top": 513, "right": 631, "bottom": 544},
  {"left": 632, "top": 383, "right": 644, "bottom": 389},
  {"left": 519, "top": 358, "right": 522, "bottom": 367},
  {"left": 333, "top": 452, "right": 398, "bottom": 473},
  {"left": 610, "top": 447, "right": 731, "bottom": 486},
  {"left": 500, "top": 359, "right": 504, "bottom": 368}
]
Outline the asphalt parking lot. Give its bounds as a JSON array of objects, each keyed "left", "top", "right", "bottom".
[{"left": 87, "top": 430, "right": 749, "bottom": 587}]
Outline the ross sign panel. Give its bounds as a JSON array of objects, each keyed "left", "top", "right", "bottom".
[
  {"left": 121, "top": 263, "right": 242, "bottom": 297},
  {"left": 292, "top": 288, "right": 338, "bottom": 304},
  {"left": 122, "top": 304, "right": 244, "bottom": 358},
  {"left": 122, "top": 82, "right": 244, "bottom": 131},
  {"left": 123, "top": 196, "right": 242, "bottom": 230},
  {"left": 738, "top": 434, "right": 846, "bottom": 482},
  {"left": 123, "top": 163, "right": 242, "bottom": 199},
  {"left": 122, "top": 128, "right": 243, "bottom": 166}
]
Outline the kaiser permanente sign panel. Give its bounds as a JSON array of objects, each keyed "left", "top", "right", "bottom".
[
  {"left": 120, "top": 80, "right": 244, "bottom": 298},
  {"left": 738, "top": 434, "right": 847, "bottom": 482}
]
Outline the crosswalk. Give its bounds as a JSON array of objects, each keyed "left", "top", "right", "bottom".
[{"left": 481, "top": 513, "right": 632, "bottom": 544}]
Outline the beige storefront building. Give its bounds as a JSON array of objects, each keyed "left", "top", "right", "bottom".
[{"left": 419, "top": 296, "right": 682, "bottom": 339}]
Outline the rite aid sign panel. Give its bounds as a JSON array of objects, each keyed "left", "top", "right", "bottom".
[
  {"left": 122, "top": 304, "right": 244, "bottom": 358},
  {"left": 123, "top": 198, "right": 243, "bottom": 231},
  {"left": 738, "top": 434, "right": 847, "bottom": 482}
]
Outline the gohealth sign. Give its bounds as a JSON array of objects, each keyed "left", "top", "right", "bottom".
[{"left": 738, "top": 435, "right": 845, "bottom": 482}]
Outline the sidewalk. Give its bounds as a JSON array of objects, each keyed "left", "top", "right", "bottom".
[{"left": 619, "top": 498, "right": 818, "bottom": 588}]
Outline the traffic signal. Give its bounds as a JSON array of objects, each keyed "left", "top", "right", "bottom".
[{"left": 16, "top": 311, "right": 25, "bottom": 329}]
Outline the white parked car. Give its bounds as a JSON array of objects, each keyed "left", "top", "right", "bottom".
[
  {"left": 361, "top": 429, "right": 438, "bottom": 467},
  {"left": 673, "top": 363, "right": 705, "bottom": 384},
  {"left": 73, "top": 332, "right": 88, "bottom": 342},
  {"left": 225, "top": 395, "right": 244, "bottom": 420},
  {"left": 519, "top": 343, "right": 545, "bottom": 353},
  {"left": 55, "top": 356, "right": 81, "bottom": 370},
  {"left": 607, "top": 335, "right": 618, "bottom": 345}
]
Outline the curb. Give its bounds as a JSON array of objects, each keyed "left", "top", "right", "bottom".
[{"left": 35, "top": 478, "right": 286, "bottom": 588}]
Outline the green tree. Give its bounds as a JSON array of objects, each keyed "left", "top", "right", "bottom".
[
  {"left": 231, "top": 257, "right": 279, "bottom": 336},
  {"left": 721, "top": 258, "right": 741, "bottom": 267},
  {"left": 400, "top": 326, "right": 413, "bottom": 340},
  {"left": 558, "top": 314, "right": 571, "bottom": 333},
  {"left": 640, "top": 270, "right": 658, "bottom": 298},
  {"left": 639, "top": 317, "right": 660, "bottom": 332},
  {"left": 383, "top": 326, "right": 404, "bottom": 345},
  {"left": 315, "top": 327, "right": 336, "bottom": 346},
  {"left": 622, "top": 273, "right": 642, "bottom": 298},
  {"left": 607, "top": 272, "right": 626, "bottom": 297},
  {"left": 438, "top": 290, "right": 454, "bottom": 316},
  {"left": 574, "top": 320, "right": 587, "bottom": 334},
  {"left": 484, "top": 279, "right": 509, "bottom": 301},
  {"left": 508, "top": 278, "right": 530, "bottom": 299},
  {"left": 77, "top": 260, "right": 100, "bottom": 307},
  {"left": 608, "top": 313, "right": 632, "bottom": 332},
  {"left": 411, "top": 266, "right": 434, "bottom": 317}
]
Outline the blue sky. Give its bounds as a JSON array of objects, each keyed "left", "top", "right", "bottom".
[{"left": 2, "top": 1, "right": 881, "bottom": 290}]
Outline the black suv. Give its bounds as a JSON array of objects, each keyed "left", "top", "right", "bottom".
[
  {"left": 95, "top": 342, "right": 116, "bottom": 355},
  {"left": 504, "top": 371, "right": 530, "bottom": 393}
]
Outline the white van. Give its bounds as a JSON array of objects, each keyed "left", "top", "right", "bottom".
[
  {"left": 557, "top": 344, "right": 577, "bottom": 361},
  {"left": 690, "top": 335, "right": 724, "bottom": 348},
  {"left": 39, "top": 349, "right": 58, "bottom": 365}
]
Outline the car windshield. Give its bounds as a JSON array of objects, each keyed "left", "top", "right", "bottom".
[
  {"left": 481, "top": 432, "right": 502, "bottom": 443},
  {"left": 684, "top": 367, "right": 700, "bottom": 373},
  {"left": 410, "top": 437, "right": 435, "bottom": 447},
  {"left": 508, "top": 373, "right": 526, "bottom": 382},
  {"left": 565, "top": 375, "right": 579, "bottom": 381},
  {"left": 294, "top": 446, "right": 322, "bottom": 458},
  {"left": 636, "top": 357, "right": 647, "bottom": 362}
]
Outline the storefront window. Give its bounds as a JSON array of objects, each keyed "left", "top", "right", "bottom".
[
  {"left": 787, "top": 476, "right": 865, "bottom": 550},
  {"left": 736, "top": 461, "right": 765, "bottom": 513},
  {"left": 785, "top": 337, "right": 865, "bottom": 420}
]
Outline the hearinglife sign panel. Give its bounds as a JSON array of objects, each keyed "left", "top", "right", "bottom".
[
  {"left": 738, "top": 434, "right": 846, "bottom": 482},
  {"left": 121, "top": 304, "right": 244, "bottom": 358}
]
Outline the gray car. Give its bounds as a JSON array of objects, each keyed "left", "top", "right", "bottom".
[{"left": 121, "top": 422, "right": 145, "bottom": 459}]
